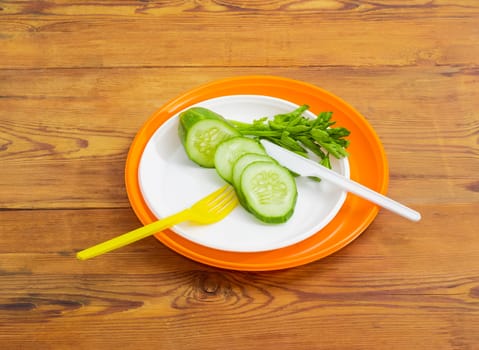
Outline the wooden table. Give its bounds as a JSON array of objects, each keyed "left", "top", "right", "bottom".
[{"left": 1, "top": 1, "right": 478, "bottom": 349}]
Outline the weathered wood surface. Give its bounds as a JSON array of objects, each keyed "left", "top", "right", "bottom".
[{"left": 1, "top": 1, "right": 478, "bottom": 349}]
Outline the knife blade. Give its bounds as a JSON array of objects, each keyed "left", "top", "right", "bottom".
[{"left": 260, "top": 139, "right": 421, "bottom": 222}]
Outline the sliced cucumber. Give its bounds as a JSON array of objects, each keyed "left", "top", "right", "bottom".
[
  {"left": 214, "top": 136, "right": 266, "bottom": 183},
  {"left": 231, "top": 153, "right": 276, "bottom": 209},
  {"left": 178, "top": 107, "right": 241, "bottom": 168},
  {"left": 240, "top": 161, "right": 297, "bottom": 223},
  {"left": 179, "top": 108, "right": 299, "bottom": 224},
  {"left": 232, "top": 153, "right": 276, "bottom": 189}
]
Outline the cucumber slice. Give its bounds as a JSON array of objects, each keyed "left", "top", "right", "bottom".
[
  {"left": 240, "top": 161, "right": 297, "bottom": 224},
  {"left": 231, "top": 153, "right": 277, "bottom": 209},
  {"left": 214, "top": 137, "right": 266, "bottom": 183},
  {"left": 232, "top": 153, "right": 276, "bottom": 189},
  {"left": 178, "top": 107, "right": 241, "bottom": 168}
]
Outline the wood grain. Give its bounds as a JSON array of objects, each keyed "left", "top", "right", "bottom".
[
  {"left": 1, "top": 66, "right": 477, "bottom": 208},
  {"left": 0, "top": 1, "right": 478, "bottom": 69},
  {"left": 0, "top": 205, "right": 478, "bottom": 349},
  {"left": 0, "top": 0, "right": 478, "bottom": 349}
]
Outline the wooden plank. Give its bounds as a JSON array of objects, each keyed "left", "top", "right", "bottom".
[
  {"left": 0, "top": 204, "right": 477, "bottom": 271},
  {"left": 1, "top": 1, "right": 478, "bottom": 349},
  {"left": 3, "top": 0, "right": 479, "bottom": 18},
  {"left": 0, "top": 205, "right": 478, "bottom": 349},
  {"left": 1, "top": 66, "right": 477, "bottom": 208},
  {"left": 0, "top": 1, "right": 478, "bottom": 68}
]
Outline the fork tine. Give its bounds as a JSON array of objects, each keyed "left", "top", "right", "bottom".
[
  {"left": 214, "top": 196, "right": 239, "bottom": 216},
  {"left": 206, "top": 186, "right": 236, "bottom": 209},
  {"left": 209, "top": 189, "right": 237, "bottom": 213},
  {"left": 190, "top": 185, "right": 238, "bottom": 223},
  {"left": 196, "top": 185, "right": 230, "bottom": 205},
  {"left": 206, "top": 196, "right": 238, "bottom": 221}
]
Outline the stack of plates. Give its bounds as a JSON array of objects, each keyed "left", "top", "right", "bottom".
[{"left": 125, "top": 76, "right": 388, "bottom": 271}]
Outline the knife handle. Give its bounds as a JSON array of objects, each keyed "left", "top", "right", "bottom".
[{"left": 312, "top": 167, "right": 421, "bottom": 222}]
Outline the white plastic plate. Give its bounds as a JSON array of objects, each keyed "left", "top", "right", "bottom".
[{"left": 138, "top": 95, "right": 349, "bottom": 252}]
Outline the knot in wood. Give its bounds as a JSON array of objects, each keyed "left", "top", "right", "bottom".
[
  {"left": 470, "top": 285, "right": 479, "bottom": 299},
  {"left": 194, "top": 271, "right": 231, "bottom": 301}
]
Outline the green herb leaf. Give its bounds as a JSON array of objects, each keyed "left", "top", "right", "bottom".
[{"left": 230, "top": 105, "right": 350, "bottom": 169}]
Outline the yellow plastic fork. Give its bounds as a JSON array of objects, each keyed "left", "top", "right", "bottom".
[{"left": 76, "top": 185, "right": 238, "bottom": 261}]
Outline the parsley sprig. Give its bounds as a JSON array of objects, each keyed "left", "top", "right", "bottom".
[{"left": 229, "top": 104, "right": 350, "bottom": 169}]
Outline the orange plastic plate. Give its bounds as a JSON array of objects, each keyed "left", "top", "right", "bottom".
[{"left": 125, "top": 75, "right": 389, "bottom": 271}]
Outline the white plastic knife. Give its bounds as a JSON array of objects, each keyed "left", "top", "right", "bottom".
[{"left": 260, "top": 139, "right": 421, "bottom": 222}]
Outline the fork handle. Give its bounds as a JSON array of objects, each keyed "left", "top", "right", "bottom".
[{"left": 76, "top": 210, "right": 191, "bottom": 260}]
